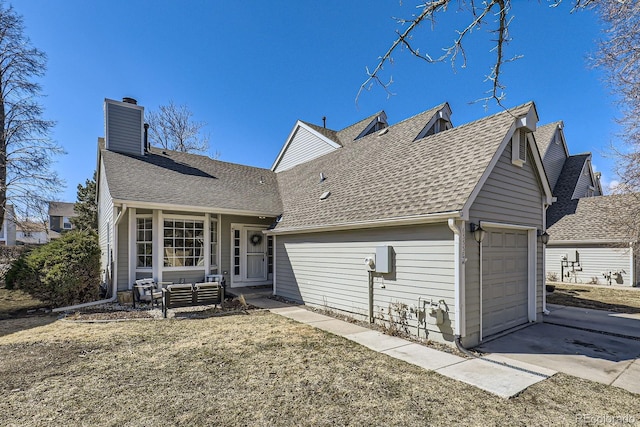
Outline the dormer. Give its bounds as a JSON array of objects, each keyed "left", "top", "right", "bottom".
[
  {"left": 355, "top": 112, "right": 388, "bottom": 139},
  {"left": 104, "top": 98, "right": 145, "bottom": 157},
  {"left": 415, "top": 103, "right": 453, "bottom": 140}
]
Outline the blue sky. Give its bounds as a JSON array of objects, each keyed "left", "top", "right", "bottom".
[{"left": 14, "top": 1, "right": 619, "bottom": 202}]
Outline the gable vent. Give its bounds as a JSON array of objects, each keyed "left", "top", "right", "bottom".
[{"left": 511, "top": 128, "right": 528, "bottom": 167}]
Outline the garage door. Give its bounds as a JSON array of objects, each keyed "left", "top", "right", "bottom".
[{"left": 482, "top": 229, "right": 529, "bottom": 337}]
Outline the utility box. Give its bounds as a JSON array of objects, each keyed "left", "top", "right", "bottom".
[
  {"left": 375, "top": 245, "right": 393, "bottom": 274},
  {"left": 567, "top": 250, "right": 579, "bottom": 263}
]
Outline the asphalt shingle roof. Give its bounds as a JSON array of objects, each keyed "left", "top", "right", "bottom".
[
  {"left": 48, "top": 201, "right": 76, "bottom": 217},
  {"left": 101, "top": 147, "right": 282, "bottom": 214},
  {"left": 546, "top": 153, "right": 590, "bottom": 227},
  {"left": 274, "top": 102, "right": 533, "bottom": 232},
  {"left": 547, "top": 193, "right": 640, "bottom": 242},
  {"left": 534, "top": 122, "right": 561, "bottom": 158},
  {"left": 301, "top": 121, "right": 341, "bottom": 146}
]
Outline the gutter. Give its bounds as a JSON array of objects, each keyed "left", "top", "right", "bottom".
[
  {"left": 266, "top": 211, "right": 463, "bottom": 235},
  {"left": 53, "top": 205, "right": 129, "bottom": 313}
]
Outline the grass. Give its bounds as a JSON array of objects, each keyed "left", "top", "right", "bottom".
[
  {"left": 0, "top": 287, "right": 47, "bottom": 319},
  {"left": 1, "top": 311, "right": 638, "bottom": 426},
  {"left": 546, "top": 282, "right": 640, "bottom": 314}
]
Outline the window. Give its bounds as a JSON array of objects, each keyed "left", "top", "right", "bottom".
[
  {"left": 210, "top": 218, "right": 218, "bottom": 268},
  {"left": 163, "top": 219, "right": 204, "bottom": 267},
  {"left": 136, "top": 217, "right": 153, "bottom": 268},
  {"left": 63, "top": 217, "right": 72, "bottom": 229},
  {"left": 233, "top": 229, "right": 240, "bottom": 275},
  {"left": 267, "top": 236, "right": 273, "bottom": 275}
]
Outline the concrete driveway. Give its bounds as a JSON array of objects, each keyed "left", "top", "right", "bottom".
[{"left": 475, "top": 304, "right": 640, "bottom": 394}]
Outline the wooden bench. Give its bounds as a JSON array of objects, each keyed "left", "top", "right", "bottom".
[
  {"left": 162, "top": 282, "right": 224, "bottom": 318},
  {"left": 132, "top": 278, "right": 162, "bottom": 308}
]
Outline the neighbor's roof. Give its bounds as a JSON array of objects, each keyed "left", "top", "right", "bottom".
[
  {"left": 273, "top": 102, "right": 534, "bottom": 232},
  {"left": 100, "top": 147, "right": 282, "bottom": 214},
  {"left": 546, "top": 153, "right": 591, "bottom": 227},
  {"left": 48, "top": 201, "right": 76, "bottom": 217},
  {"left": 547, "top": 193, "right": 640, "bottom": 243},
  {"left": 533, "top": 121, "right": 562, "bottom": 158}
]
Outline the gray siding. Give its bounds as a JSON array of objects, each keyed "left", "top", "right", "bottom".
[
  {"left": 274, "top": 126, "right": 337, "bottom": 172},
  {"left": 97, "top": 162, "right": 114, "bottom": 286},
  {"left": 466, "top": 142, "right": 544, "bottom": 345},
  {"left": 116, "top": 215, "right": 129, "bottom": 291},
  {"left": 546, "top": 245, "right": 635, "bottom": 286},
  {"left": 275, "top": 224, "right": 457, "bottom": 344},
  {"left": 572, "top": 162, "right": 596, "bottom": 199},
  {"left": 542, "top": 130, "right": 566, "bottom": 191},
  {"left": 106, "top": 101, "right": 143, "bottom": 156}
]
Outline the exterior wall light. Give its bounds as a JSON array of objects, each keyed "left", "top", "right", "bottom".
[
  {"left": 470, "top": 222, "right": 486, "bottom": 243},
  {"left": 538, "top": 230, "right": 550, "bottom": 245}
]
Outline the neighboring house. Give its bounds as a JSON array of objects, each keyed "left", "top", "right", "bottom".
[
  {"left": 0, "top": 204, "right": 16, "bottom": 246},
  {"left": 16, "top": 221, "right": 48, "bottom": 245},
  {"left": 535, "top": 122, "right": 638, "bottom": 286},
  {"left": 48, "top": 201, "right": 77, "bottom": 239},
  {"left": 545, "top": 194, "right": 639, "bottom": 286},
  {"left": 97, "top": 97, "right": 553, "bottom": 347}
]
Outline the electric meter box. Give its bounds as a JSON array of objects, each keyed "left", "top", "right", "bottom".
[{"left": 375, "top": 245, "right": 393, "bottom": 274}]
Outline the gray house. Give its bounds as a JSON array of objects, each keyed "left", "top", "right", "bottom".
[
  {"left": 97, "top": 97, "right": 553, "bottom": 346},
  {"left": 534, "top": 122, "right": 638, "bottom": 286},
  {"left": 97, "top": 98, "right": 280, "bottom": 292},
  {"left": 545, "top": 194, "right": 639, "bottom": 286}
]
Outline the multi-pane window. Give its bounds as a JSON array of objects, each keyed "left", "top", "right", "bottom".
[
  {"left": 136, "top": 217, "right": 153, "bottom": 268},
  {"left": 210, "top": 219, "right": 218, "bottom": 268},
  {"left": 163, "top": 219, "right": 204, "bottom": 267}
]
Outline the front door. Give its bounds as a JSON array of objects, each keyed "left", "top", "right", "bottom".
[
  {"left": 231, "top": 225, "right": 268, "bottom": 287},
  {"left": 245, "top": 227, "right": 267, "bottom": 281}
]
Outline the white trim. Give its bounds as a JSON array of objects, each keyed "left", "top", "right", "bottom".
[
  {"left": 267, "top": 211, "right": 462, "bottom": 235},
  {"left": 355, "top": 112, "right": 388, "bottom": 140},
  {"left": 273, "top": 235, "right": 277, "bottom": 296},
  {"left": 271, "top": 120, "right": 341, "bottom": 172},
  {"left": 204, "top": 213, "right": 211, "bottom": 274},
  {"left": 462, "top": 106, "right": 553, "bottom": 219},
  {"left": 629, "top": 242, "right": 635, "bottom": 287},
  {"left": 112, "top": 199, "right": 279, "bottom": 218},
  {"left": 480, "top": 221, "right": 538, "bottom": 325},
  {"left": 542, "top": 201, "right": 549, "bottom": 315},
  {"left": 128, "top": 208, "right": 136, "bottom": 288},
  {"left": 230, "top": 222, "right": 270, "bottom": 287},
  {"left": 216, "top": 214, "right": 222, "bottom": 272},
  {"left": 448, "top": 219, "right": 465, "bottom": 337}
]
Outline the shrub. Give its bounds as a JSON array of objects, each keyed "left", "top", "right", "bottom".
[
  {"left": 5, "top": 230, "right": 101, "bottom": 307},
  {"left": 546, "top": 271, "right": 559, "bottom": 282}
]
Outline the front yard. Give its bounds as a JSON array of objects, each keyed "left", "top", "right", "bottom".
[
  {"left": 1, "top": 309, "right": 638, "bottom": 426},
  {"left": 546, "top": 282, "right": 640, "bottom": 313}
]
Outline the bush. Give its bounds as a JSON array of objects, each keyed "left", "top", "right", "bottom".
[{"left": 5, "top": 230, "right": 101, "bottom": 307}]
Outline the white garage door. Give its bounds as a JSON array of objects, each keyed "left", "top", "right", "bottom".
[{"left": 482, "top": 229, "right": 529, "bottom": 337}]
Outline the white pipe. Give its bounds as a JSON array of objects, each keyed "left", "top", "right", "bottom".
[
  {"left": 447, "top": 218, "right": 462, "bottom": 337},
  {"left": 479, "top": 235, "right": 483, "bottom": 342}
]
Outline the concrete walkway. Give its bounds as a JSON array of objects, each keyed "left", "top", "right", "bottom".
[
  {"left": 477, "top": 304, "right": 640, "bottom": 394},
  {"left": 245, "top": 296, "right": 554, "bottom": 398}
]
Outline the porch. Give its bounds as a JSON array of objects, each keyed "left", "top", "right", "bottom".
[{"left": 111, "top": 207, "right": 276, "bottom": 293}]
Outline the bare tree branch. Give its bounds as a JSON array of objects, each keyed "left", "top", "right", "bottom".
[{"left": 147, "top": 101, "right": 211, "bottom": 155}]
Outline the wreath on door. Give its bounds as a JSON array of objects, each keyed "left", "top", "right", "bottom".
[{"left": 250, "top": 233, "right": 263, "bottom": 246}]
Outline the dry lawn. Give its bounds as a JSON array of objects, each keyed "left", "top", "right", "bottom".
[
  {"left": 1, "top": 311, "right": 638, "bottom": 426},
  {"left": 0, "top": 287, "right": 47, "bottom": 319},
  {"left": 547, "top": 282, "right": 640, "bottom": 314}
]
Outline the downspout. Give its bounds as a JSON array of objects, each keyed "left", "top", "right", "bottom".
[
  {"left": 368, "top": 270, "right": 374, "bottom": 323},
  {"left": 52, "top": 204, "right": 128, "bottom": 313},
  {"left": 479, "top": 231, "right": 483, "bottom": 342},
  {"left": 447, "top": 218, "right": 464, "bottom": 339}
]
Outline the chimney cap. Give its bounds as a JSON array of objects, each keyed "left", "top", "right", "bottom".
[{"left": 122, "top": 97, "right": 137, "bottom": 105}]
